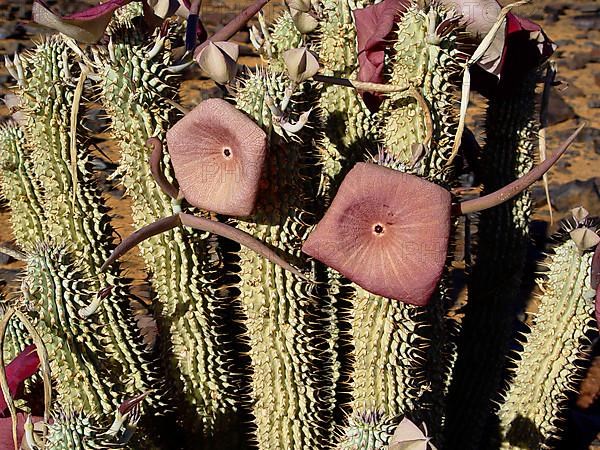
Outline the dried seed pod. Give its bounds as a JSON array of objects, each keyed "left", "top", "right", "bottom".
[{"left": 291, "top": 10, "right": 318, "bottom": 34}]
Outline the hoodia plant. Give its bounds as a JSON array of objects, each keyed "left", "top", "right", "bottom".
[{"left": 0, "top": 0, "right": 596, "bottom": 449}]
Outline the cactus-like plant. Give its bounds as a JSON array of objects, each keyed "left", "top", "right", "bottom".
[{"left": 0, "top": 0, "right": 594, "bottom": 449}]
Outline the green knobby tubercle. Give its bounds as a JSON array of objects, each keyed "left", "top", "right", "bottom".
[{"left": 0, "top": 122, "right": 45, "bottom": 250}]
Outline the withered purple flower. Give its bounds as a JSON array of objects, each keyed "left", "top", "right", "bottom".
[{"left": 32, "top": 0, "right": 205, "bottom": 46}]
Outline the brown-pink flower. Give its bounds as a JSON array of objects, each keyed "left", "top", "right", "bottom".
[
  {"left": 303, "top": 162, "right": 451, "bottom": 305},
  {"left": 166, "top": 98, "right": 267, "bottom": 217}
]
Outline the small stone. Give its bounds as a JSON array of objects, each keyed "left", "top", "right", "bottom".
[
  {"left": 575, "top": 3, "right": 600, "bottom": 13},
  {"left": 573, "top": 15, "right": 600, "bottom": 31},
  {"left": 546, "top": 90, "right": 577, "bottom": 125},
  {"left": 562, "top": 83, "right": 584, "bottom": 98},
  {"left": 588, "top": 98, "right": 600, "bottom": 109}
]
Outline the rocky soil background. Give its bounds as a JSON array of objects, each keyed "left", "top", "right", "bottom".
[{"left": 0, "top": 0, "right": 599, "bottom": 448}]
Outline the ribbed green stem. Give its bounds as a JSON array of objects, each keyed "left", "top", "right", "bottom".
[
  {"left": 498, "top": 236, "right": 596, "bottom": 449},
  {"left": 15, "top": 36, "right": 165, "bottom": 413},
  {"left": 348, "top": 6, "right": 460, "bottom": 439},
  {"left": 0, "top": 122, "right": 45, "bottom": 250},
  {"left": 235, "top": 69, "right": 336, "bottom": 449},
  {"left": 96, "top": 26, "right": 246, "bottom": 446},
  {"left": 444, "top": 70, "right": 538, "bottom": 449}
]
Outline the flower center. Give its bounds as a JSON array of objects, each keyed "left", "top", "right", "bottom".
[
  {"left": 222, "top": 147, "right": 233, "bottom": 159},
  {"left": 373, "top": 223, "right": 384, "bottom": 235}
]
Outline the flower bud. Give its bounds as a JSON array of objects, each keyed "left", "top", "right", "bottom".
[
  {"left": 196, "top": 41, "right": 239, "bottom": 84},
  {"left": 283, "top": 47, "right": 319, "bottom": 83},
  {"left": 291, "top": 9, "right": 318, "bottom": 34},
  {"left": 287, "top": 0, "right": 311, "bottom": 12},
  {"left": 570, "top": 227, "right": 600, "bottom": 251}
]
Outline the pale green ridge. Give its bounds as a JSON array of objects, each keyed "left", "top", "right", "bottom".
[
  {"left": 96, "top": 25, "right": 245, "bottom": 445},
  {"left": 499, "top": 236, "right": 596, "bottom": 449},
  {"left": 15, "top": 36, "right": 165, "bottom": 412},
  {"left": 0, "top": 122, "right": 45, "bottom": 250},
  {"left": 444, "top": 70, "right": 538, "bottom": 450},
  {"left": 234, "top": 68, "right": 337, "bottom": 449}
]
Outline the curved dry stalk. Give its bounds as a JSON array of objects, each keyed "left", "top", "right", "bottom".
[
  {"left": 101, "top": 213, "right": 307, "bottom": 280},
  {"left": 540, "top": 63, "right": 556, "bottom": 223},
  {"left": 147, "top": 138, "right": 179, "bottom": 200},
  {"left": 446, "top": 0, "right": 530, "bottom": 167},
  {"left": 313, "top": 74, "right": 410, "bottom": 93},
  {"left": 70, "top": 64, "right": 89, "bottom": 208},
  {"left": 100, "top": 215, "right": 181, "bottom": 271},
  {"left": 457, "top": 123, "right": 583, "bottom": 215}
]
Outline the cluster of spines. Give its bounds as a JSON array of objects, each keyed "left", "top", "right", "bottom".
[
  {"left": 95, "top": 24, "right": 246, "bottom": 447},
  {"left": 44, "top": 410, "right": 123, "bottom": 450},
  {"left": 378, "top": 6, "right": 460, "bottom": 184},
  {"left": 497, "top": 219, "right": 599, "bottom": 449},
  {"left": 233, "top": 61, "right": 338, "bottom": 449},
  {"left": 444, "top": 69, "right": 538, "bottom": 449},
  {"left": 25, "top": 244, "right": 116, "bottom": 414},
  {"left": 335, "top": 410, "right": 398, "bottom": 450}
]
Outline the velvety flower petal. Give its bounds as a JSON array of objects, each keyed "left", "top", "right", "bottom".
[
  {"left": 0, "top": 345, "right": 40, "bottom": 415},
  {"left": 353, "top": 0, "right": 410, "bottom": 110},
  {"left": 32, "top": 0, "right": 134, "bottom": 43},
  {"left": 303, "top": 163, "right": 451, "bottom": 305},
  {"left": 166, "top": 99, "right": 267, "bottom": 216}
]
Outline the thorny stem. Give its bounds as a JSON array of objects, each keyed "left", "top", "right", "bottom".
[
  {"left": 456, "top": 124, "right": 583, "bottom": 215},
  {"left": 193, "top": 0, "right": 272, "bottom": 58},
  {"left": 313, "top": 75, "right": 432, "bottom": 146},
  {"left": 101, "top": 213, "right": 308, "bottom": 280},
  {"left": 147, "top": 138, "right": 179, "bottom": 200}
]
